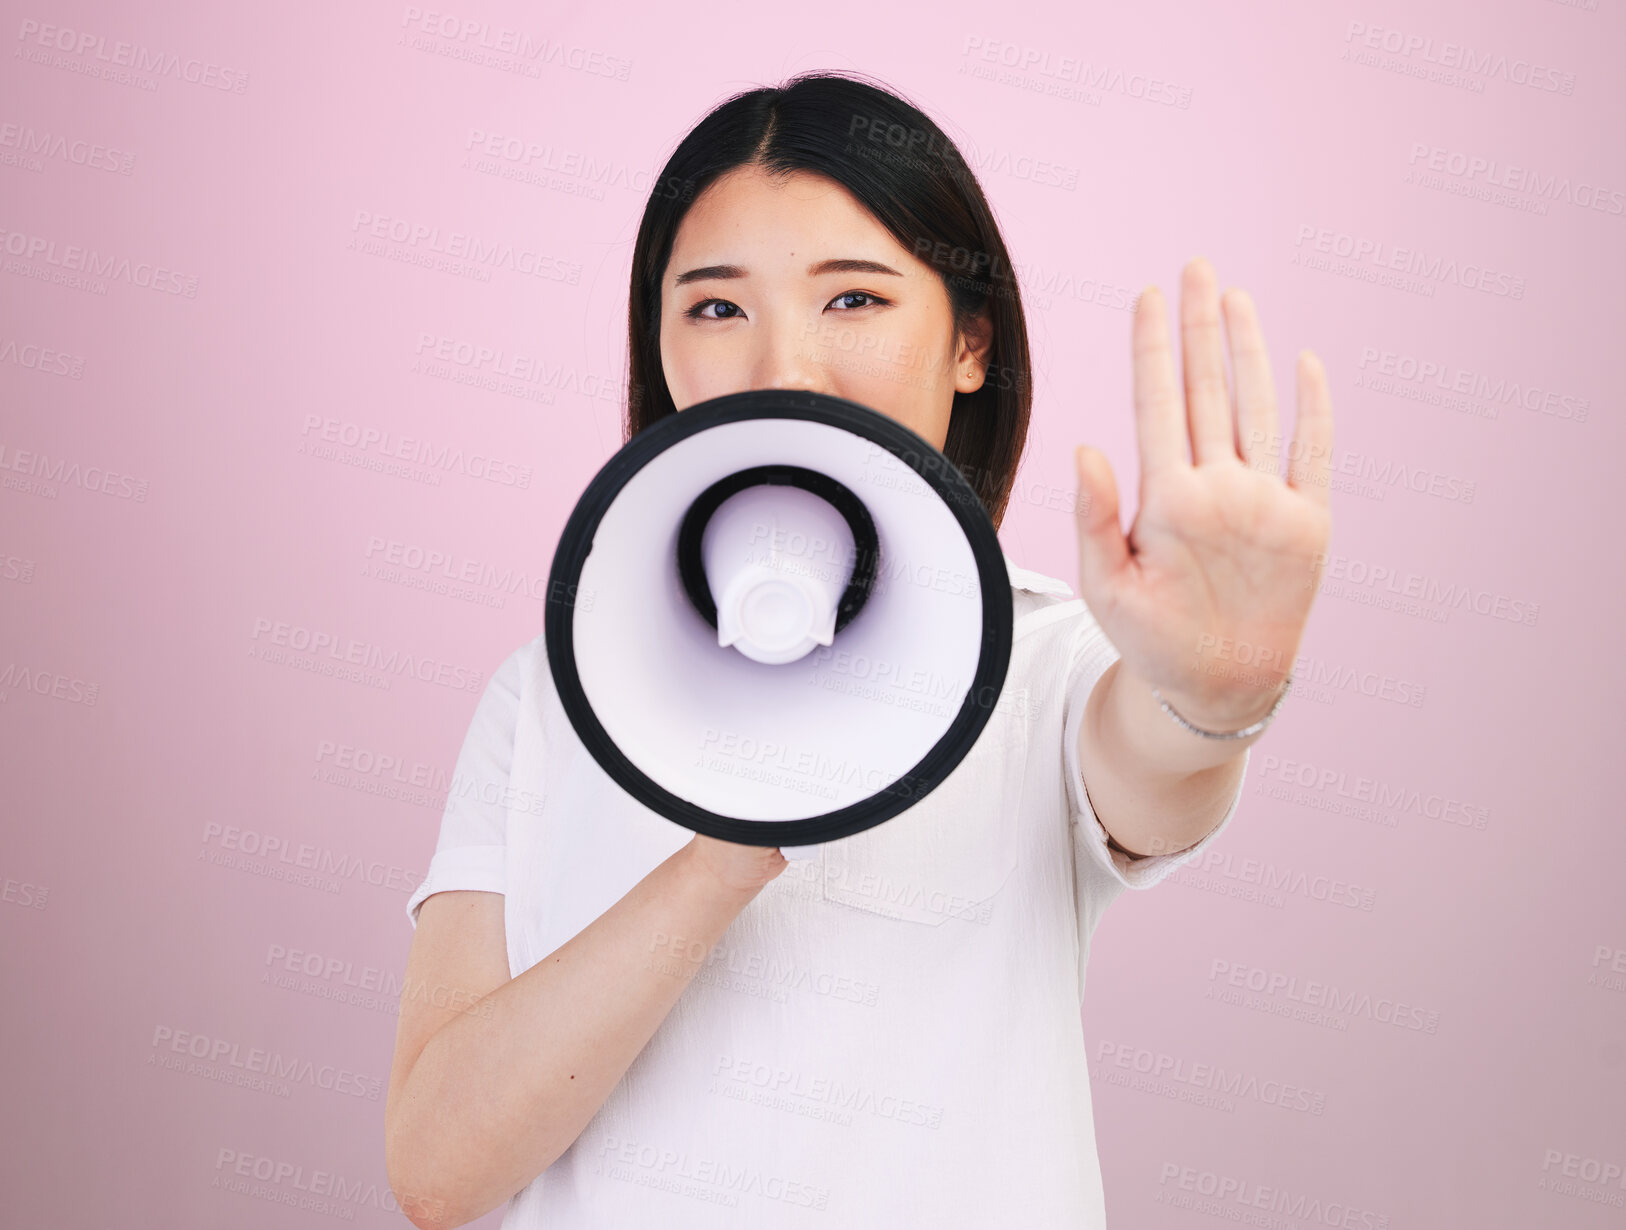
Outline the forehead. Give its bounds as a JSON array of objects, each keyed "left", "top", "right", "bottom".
[{"left": 669, "top": 166, "right": 908, "bottom": 266}]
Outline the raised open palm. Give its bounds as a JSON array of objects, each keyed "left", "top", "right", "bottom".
[{"left": 1072, "top": 257, "right": 1334, "bottom": 730}]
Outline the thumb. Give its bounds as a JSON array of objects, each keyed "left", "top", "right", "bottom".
[{"left": 1073, "top": 445, "right": 1129, "bottom": 606}]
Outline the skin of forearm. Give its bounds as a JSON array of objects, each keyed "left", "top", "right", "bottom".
[
  {"left": 1079, "top": 657, "right": 1269, "bottom": 860},
  {"left": 391, "top": 843, "right": 763, "bottom": 1228}
]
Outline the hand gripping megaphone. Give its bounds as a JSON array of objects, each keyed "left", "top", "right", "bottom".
[{"left": 543, "top": 389, "right": 1012, "bottom": 854}]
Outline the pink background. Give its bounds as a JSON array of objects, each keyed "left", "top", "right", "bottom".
[{"left": 3, "top": 1, "right": 1623, "bottom": 1225}]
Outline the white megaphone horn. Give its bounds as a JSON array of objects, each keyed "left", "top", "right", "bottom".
[{"left": 544, "top": 389, "right": 1012, "bottom": 851}]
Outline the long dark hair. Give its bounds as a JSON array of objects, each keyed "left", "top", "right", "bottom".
[{"left": 624, "top": 69, "right": 1033, "bottom": 529}]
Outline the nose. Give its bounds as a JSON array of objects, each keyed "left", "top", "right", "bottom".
[{"left": 750, "top": 316, "right": 831, "bottom": 395}]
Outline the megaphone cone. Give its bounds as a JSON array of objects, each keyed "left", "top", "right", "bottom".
[{"left": 544, "top": 389, "right": 1011, "bottom": 849}]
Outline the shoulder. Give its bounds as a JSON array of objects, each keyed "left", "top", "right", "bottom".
[
  {"left": 1002, "top": 554, "right": 1120, "bottom": 697},
  {"left": 1002, "top": 552, "right": 1074, "bottom": 603},
  {"left": 501, "top": 630, "right": 548, "bottom": 686},
  {"left": 463, "top": 633, "right": 549, "bottom": 731},
  {"left": 1003, "top": 552, "right": 1093, "bottom": 639}
]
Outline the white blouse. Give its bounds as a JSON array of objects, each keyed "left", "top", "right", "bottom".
[{"left": 405, "top": 553, "right": 1250, "bottom": 1228}]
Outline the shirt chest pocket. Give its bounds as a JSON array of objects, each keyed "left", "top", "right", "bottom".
[{"left": 818, "top": 692, "right": 1031, "bottom": 926}]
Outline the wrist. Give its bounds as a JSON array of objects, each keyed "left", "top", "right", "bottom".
[
  {"left": 1153, "top": 673, "right": 1289, "bottom": 737},
  {"left": 676, "top": 836, "right": 781, "bottom": 901}
]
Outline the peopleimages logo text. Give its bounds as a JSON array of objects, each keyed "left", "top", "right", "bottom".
[{"left": 1294, "top": 225, "right": 1524, "bottom": 299}]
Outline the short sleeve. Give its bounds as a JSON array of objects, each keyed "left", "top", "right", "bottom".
[
  {"left": 1060, "top": 605, "right": 1249, "bottom": 891},
  {"left": 404, "top": 645, "right": 527, "bottom": 929}
]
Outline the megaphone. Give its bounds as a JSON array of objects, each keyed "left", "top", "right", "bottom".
[{"left": 544, "top": 389, "right": 1012, "bottom": 854}]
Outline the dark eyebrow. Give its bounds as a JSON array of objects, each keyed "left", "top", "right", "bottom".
[
  {"left": 671, "top": 258, "right": 904, "bottom": 287},
  {"left": 808, "top": 257, "right": 904, "bottom": 279}
]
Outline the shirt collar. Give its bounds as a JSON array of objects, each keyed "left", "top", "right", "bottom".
[{"left": 1002, "top": 551, "right": 1074, "bottom": 598}]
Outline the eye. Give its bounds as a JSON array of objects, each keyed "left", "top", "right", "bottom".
[
  {"left": 683, "top": 298, "right": 742, "bottom": 320},
  {"left": 828, "top": 290, "right": 889, "bottom": 311}
]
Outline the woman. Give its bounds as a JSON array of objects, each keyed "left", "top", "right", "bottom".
[{"left": 385, "top": 69, "right": 1331, "bottom": 1229}]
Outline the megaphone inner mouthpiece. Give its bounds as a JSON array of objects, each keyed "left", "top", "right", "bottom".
[
  {"left": 676, "top": 465, "right": 880, "bottom": 667},
  {"left": 735, "top": 579, "right": 817, "bottom": 651}
]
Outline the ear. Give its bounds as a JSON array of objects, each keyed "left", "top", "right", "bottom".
[{"left": 953, "top": 307, "right": 995, "bottom": 395}]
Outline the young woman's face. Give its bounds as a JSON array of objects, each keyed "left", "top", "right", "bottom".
[{"left": 659, "top": 164, "right": 991, "bottom": 451}]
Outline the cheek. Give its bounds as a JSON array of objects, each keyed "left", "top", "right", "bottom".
[
  {"left": 661, "top": 329, "right": 750, "bottom": 412},
  {"left": 842, "top": 384, "right": 952, "bottom": 453},
  {"left": 658, "top": 323, "right": 697, "bottom": 394},
  {"left": 820, "top": 323, "right": 943, "bottom": 390}
]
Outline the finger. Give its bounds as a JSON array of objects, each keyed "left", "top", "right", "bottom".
[
  {"left": 1131, "top": 285, "right": 1187, "bottom": 481},
  {"left": 1221, "top": 287, "right": 1280, "bottom": 478},
  {"left": 1287, "top": 350, "right": 1334, "bottom": 507},
  {"left": 1073, "top": 444, "right": 1130, "bottom": 601},
  {"left": 1180, "top": 257, "right": 1236, "bottom": 466}
]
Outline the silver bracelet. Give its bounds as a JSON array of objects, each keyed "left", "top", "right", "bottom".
[{"left": 1151, "top": 671, "right": 1293, "bottom": 740}]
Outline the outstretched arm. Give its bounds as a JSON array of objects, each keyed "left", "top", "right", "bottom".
[
  {"left": 1080, "top": 658, "right": 1257, "bottom": 860},
  {"left": 1070, "top": 256, "right": 1335, "bottom": 858}
]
